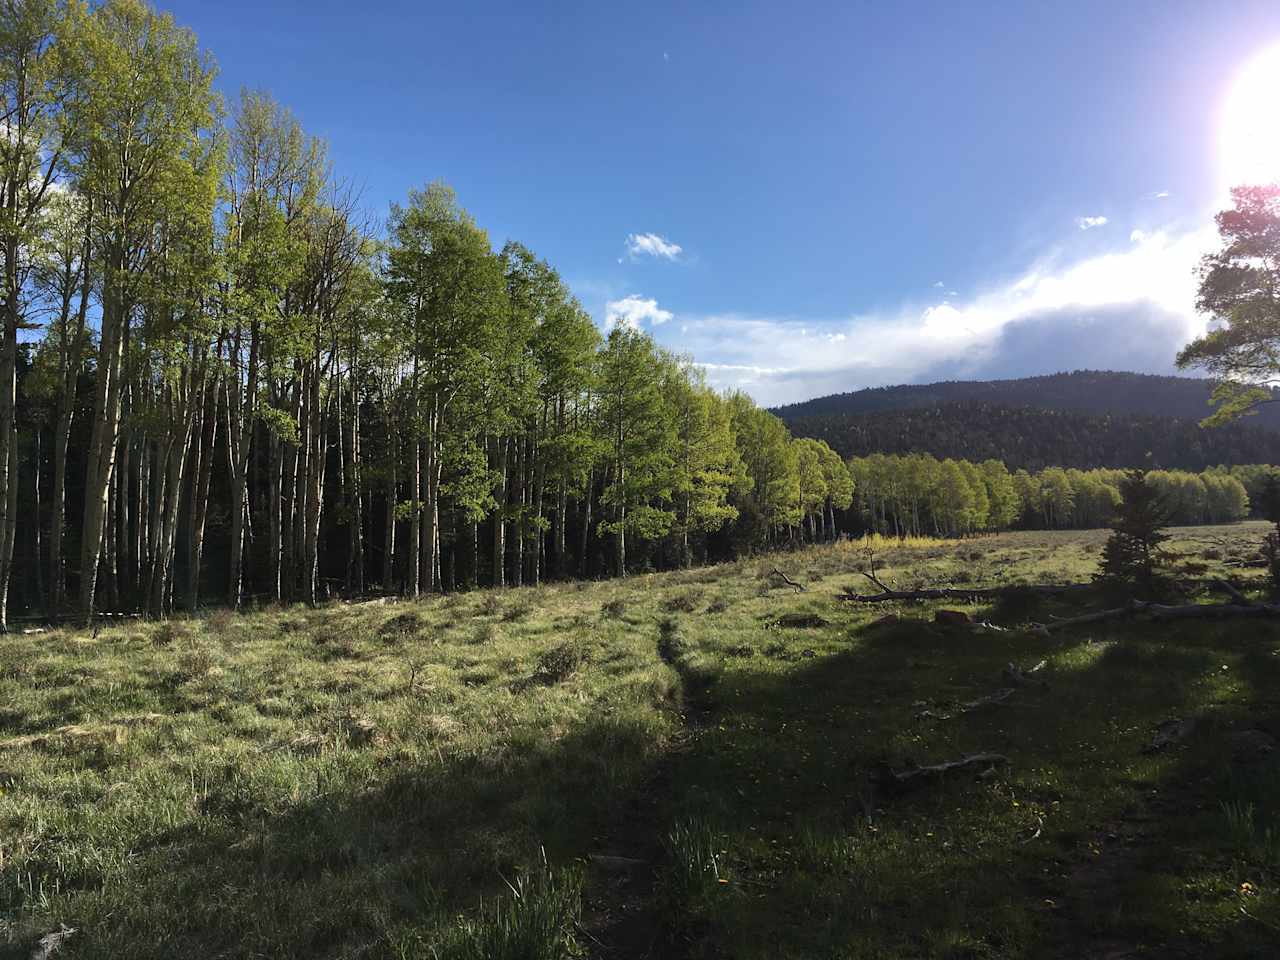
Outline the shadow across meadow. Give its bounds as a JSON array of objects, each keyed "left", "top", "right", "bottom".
[{"left": 655, "top": 597, "right": 1280, "bottom": 959}]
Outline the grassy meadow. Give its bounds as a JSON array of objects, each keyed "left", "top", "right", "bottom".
[{"left": 2, "top": 523, "right": 1280, "bottom": 958}]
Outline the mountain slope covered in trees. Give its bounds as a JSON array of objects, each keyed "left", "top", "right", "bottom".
[
  {"left": 775, "top": 370, "right": 1280, "bottom": 429},
  {"left": 783, "top": 394, "right": 1280, "bottom": 473},
  {"left": 784, "top": 400, "right": 1280, "bottom": 471}
]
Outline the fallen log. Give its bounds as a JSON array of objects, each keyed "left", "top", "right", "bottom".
[
  {"left": 1214, "top": 580, "right": 1255, "bottom": 606},
  {"left": 840, "top": 578, "right": 1093, "bottom": 603},
  {"left": 915, "top": 687, "right": 1018, "bottom": 722},
  {"left": 873, "top": 753, "right": 1008, "bottom": 792},
  {"left": 1002, "top": 659, "right": 1048, "bottom": 686},
  {"left": 1035, "top": 599, "right": 1280, "bottom": 634}
]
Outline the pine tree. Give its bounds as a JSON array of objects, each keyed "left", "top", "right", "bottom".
[{"left": 1096, "top": 469, "right": 1170, "bottom": 593}]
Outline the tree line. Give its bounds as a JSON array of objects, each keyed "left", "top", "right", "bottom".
[
  {"left": 848, "top": 453, "right": 1253, "bottom": 538},
  {"left": 0, "top": 0, "right": 871, "bottom": 625}
]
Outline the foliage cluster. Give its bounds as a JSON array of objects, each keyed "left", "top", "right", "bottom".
[{"left": 849, "top": 453, "right": 1249, "bottom": 537}]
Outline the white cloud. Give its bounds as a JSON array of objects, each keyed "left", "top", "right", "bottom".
[
  {"left": 933, "top": 280, "right": 945, "bottom": 288},
  {"left": 664, "top": 223, "right": 1214, "bottom": 405},
  {"left": 1153, "top": 190, "right": 1170, "bottom": 199},
  {"left": 1076, "top": 215, "right": 1109, "bottom": 230},
  {"left": 624, "top": 232, "right": 683, "bottom": 261},
  {"left": 605, "top": 294, "right": 674, "bottom": 330},
  {"left": 1130, "top": 229, "right": 1147, "bottom": 243}
]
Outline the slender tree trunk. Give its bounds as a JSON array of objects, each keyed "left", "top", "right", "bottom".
[
  {"left": 78, "top": 276, "right": 129, "bottom": 622},
  {"left": 532, "top": 421, "right": 546, "bottom": 587},
  {"left": 227, "top": 322, "right": 260, "bottom": 608},
  {"left": 269, "top": 429, "right": 284, "bottom": 603},
  {"left": 512, "top": 433, "right": 524, "bottom": 587},
  {"left": 0, "top": 309, "right": 17, "bottom": 632},
  {"left": 555, "top": 482, "right": 567, "bottom": 580},
  {"left": 579, "top": 468, "right": 593, "bottom": 578},
  {"left": 301, "top": 361, "right": 332, "bottom": 605},
  {"left": 104, "top": 459, "right": 118, "bottom": 611},
  {"left": 421, "top": 401, "right": 440, "bottom": 595},
  {"left": 283, "top": 380, "right": 303, "bottom": 598},
  {"left": 137, "top": 429, "right": 150, "bottom": 605},
  {"left": 31, "top": 428, "right": 43, "bottom": 613},
  {"left": 409, "top": 435, "right": 421, "bottom": 597},
  {"left": 187, "top": 377, "right": 217, "bottom": 611},
  {"left": 492, "top": 435, "right": 507, "bottom": 587},
  {"left": 383, "top": 449, "right": 396, "bottom": 594},
  {"left": 345, "top": 366, "right": 364, "bottom": 595}
]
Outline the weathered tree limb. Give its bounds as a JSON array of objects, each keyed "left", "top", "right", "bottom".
[
  {"left": 29, "top": 925, "right": 75, "bottom": 960},
  {"left": 1002, "top": 659, "right": 1047, "bottom": 686},
  {"left": 1214, "top": 579, "right": 1255, "bottom": 606},
  {"left": 1035, "top": 599, "right": 1280, "bottom": 634},
  {"left": 861, "top": 569, "right": 892, "bottom": 593},
  {"left": 839, "top": 582, "right": 1092, "bottom": 603},
  {"left": 769, "top": 568, "right": 806, "bottom": 593},
  {"left": 873, "top": 753, "right": 1008, "bottom": 791},
  {"left": 916, "top": 686, "right": 1022, "bottom": 722}
]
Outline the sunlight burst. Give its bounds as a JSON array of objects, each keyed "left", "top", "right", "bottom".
[{"left": 1221, "top": 43, "right": 1280, "bottom": 191}]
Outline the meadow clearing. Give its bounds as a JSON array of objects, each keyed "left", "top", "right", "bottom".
[{"left": 2, "top": 523, "right": 1279, "bottom": 959}]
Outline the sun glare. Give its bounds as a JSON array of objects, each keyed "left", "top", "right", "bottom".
[{"left": 1221, "top": 43, "right": 1280, "bottom": 192}]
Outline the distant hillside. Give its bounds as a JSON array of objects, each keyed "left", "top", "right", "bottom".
[
  {"left": 785, "top": 401, "right": 1280, "bottom": 471},
  {"left": 774, "top": 370, "right": 1280, "bottom": 431}
]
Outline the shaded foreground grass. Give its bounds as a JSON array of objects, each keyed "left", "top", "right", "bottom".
[{"left": 2, "top": 524, "right": 1279, "bottom": 958}]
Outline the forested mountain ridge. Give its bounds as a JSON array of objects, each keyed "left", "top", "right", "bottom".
[
  {"left": 785, "top": 401, "right": 1280, "bottom": 471},
  {"left": 774, "top": 370, "right": 1280, "bottom": 430}
]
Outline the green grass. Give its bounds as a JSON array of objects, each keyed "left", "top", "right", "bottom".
[{"left": 2, "top": 523, "right": 1279, "bottom": 958}]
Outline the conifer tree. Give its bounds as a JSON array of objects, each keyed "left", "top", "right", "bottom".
[{"left": 1096, "top": 469, "right": 1170, "bottom": 593}]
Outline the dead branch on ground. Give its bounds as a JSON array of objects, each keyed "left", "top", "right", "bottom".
[
  {"left": 873, "top": 753, "right": 1009, "bottom": 792},
  {"left": 840, "top": 577, "right": 1092, "bottom": 604},
  {"left": 769, "top": 568, "right": 806, "bottom": 593},
  {"left": 1034, "top": 599, "right": 1280, "bottom": 634}
]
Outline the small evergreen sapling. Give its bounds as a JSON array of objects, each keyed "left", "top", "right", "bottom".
[{"left": 1096, "top": 469, "right": 1171, "bottom": 594}]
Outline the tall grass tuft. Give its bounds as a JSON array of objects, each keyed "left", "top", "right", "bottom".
[
  {"left": 435, "top": 854, "right": 584, "bottom": 960},
  {"left": 659, "top": 818, "right": 725, "bottom": 933},
  {"left": 1221, "top": 800, "right": 1280, "bottom": 867}
]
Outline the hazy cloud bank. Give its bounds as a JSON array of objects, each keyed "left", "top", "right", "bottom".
[{"left": 619, "top": 223, "right": 1214, "bottom": 406}]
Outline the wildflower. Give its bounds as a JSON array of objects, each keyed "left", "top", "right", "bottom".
[{"left": 1239, "top": 881, "right": 1256, "bottom": 897}]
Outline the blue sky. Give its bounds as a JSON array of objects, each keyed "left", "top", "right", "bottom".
[{"left": 163, "top": 0, "right": 1280, "bottom": 404}]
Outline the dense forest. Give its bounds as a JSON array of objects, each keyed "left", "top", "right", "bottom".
[
  {"left": 0, "top": 0, "right": 877, "bottom": 626},
  {"left": 784, "top": 401, "right": 1280, "bottom": 470},
  {"left": 774, "top": 370, "right": 1280, "bottom": 428}
]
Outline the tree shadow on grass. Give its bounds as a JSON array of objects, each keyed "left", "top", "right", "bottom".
[
  {"left": 6, "top": 599, "right": 1280, "bottom": 960},
  {"left": 658, "top": 602, "right": 1280, "bottom": 959},
  {"left": 0, "top": 704, "right": 670, "bottom": 960}
]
